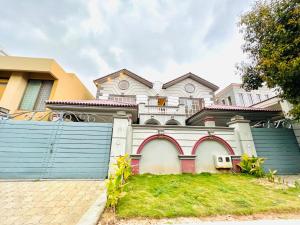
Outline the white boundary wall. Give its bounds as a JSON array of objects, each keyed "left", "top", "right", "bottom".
[{"left": 131, "top": 125, "right": 239, "bottom": 156}]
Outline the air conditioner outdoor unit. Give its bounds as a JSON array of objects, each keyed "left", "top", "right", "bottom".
[{"left": 213, "top": 155, "right": 232, "bottom": 169}]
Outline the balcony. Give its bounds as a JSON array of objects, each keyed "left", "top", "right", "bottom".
[{"left": 138, "top": 103, "right": 186, "bottom": 115}]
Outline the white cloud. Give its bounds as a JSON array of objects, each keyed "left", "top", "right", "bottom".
[{"left": 0, "top": 0, "right": 255, "bottom": 94}]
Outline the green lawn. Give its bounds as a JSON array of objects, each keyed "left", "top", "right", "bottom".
[{"left": 117, "top": 173, "right": 300, "bottom": 218}]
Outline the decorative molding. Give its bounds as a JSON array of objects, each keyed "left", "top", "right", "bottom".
[
  {"left": 130, "top": 154, "right": 142, "bottom": 159},
  {"left": 191, "top": 135, "right": 235, "bottom": 155},
  {"left": 136, "top": 134, "right": 184, "bottom": 155},
  {"left": 178, "top": 155, "right": 196, "bottom": 160}
]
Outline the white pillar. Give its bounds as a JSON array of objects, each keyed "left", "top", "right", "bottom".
[
  {"left": 292, "top": 122, "right": 300, "bottom": 149},
  {"left": 227, "top": 115, "right": 257, "bottom": 156},
  {"left": 108, "top": 112, "right": 131, "bottom": 174},
  {"left": 204, "top": 116, "right": 216, "bottom": 127}
]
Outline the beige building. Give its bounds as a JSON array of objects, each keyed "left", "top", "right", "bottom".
[{"left": 0, "top": 56, "right": 93, "bottom": 118}]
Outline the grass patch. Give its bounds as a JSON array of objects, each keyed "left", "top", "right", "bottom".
[{"left": 117, "top": 173, "right": 300, "bottom": 218}]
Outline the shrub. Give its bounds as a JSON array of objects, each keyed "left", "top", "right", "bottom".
[
  {"left": 295, "top": 180, "right": 300, "bottom": 189},
  {"left": 239, "top": 154, "right": 265, "bottom": 177},
  {"left": 266, "top": 169, "right": 277, "bottom": 183},
  {"left": 106, "top": 154, "right": 132, "bottom": 211}
]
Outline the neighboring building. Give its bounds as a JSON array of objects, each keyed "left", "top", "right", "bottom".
[
  {"left": 93, "top": 69, "right": 219, "bottom": 125},
  {"left": 215, "top": 83, "right": 277, "bottom": 107},
  {"left": 0, "top": 56, "right": 93, "bottom": 117}
]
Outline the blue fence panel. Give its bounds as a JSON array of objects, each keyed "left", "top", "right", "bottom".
[
  {"left": 251, "top": 128, "right": 300, "bottom": 174},
  {"left": 0, "top": 120, "right": 112, "bottom": 179}
]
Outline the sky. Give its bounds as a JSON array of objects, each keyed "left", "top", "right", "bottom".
[{"left": 0, "top": 0, "right": 255, "bottom": 95}]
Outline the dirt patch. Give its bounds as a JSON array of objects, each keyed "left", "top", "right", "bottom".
[{"left": 99, "top": 212, "right": 300, "bottom": 225}]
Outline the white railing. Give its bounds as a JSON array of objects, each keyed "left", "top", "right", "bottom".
[{"left": 138, "top": 104, "right": 186, "bottom": 115}]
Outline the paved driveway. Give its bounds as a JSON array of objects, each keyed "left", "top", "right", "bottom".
[{"left": 0, "top": 180, "right": 105, "bottom": 225}]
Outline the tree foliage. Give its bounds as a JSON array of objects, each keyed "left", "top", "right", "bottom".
[{"left": 238, "top": 0, "right": 300, "bottom": 119}]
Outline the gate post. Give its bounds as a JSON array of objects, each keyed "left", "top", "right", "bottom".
[
  {"left": 227, "top": 115, "right": 257, "bottom": 157},
  {"left": 292, "top": 122, "right": 300, "bottom": 149},
  {"left": 108, "top": 111, "right": 132, "bottom": 174}
]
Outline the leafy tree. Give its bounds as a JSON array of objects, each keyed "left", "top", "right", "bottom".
[{"left": 237, "top": 0, "right": 300, "bottom": 119}]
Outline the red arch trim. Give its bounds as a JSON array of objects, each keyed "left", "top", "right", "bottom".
[
  {"left": 191, "top": 135, "right": 235, "bottom": 155},
  {"left": 137, "top": 134, "right": 184, "bottom": 155}
]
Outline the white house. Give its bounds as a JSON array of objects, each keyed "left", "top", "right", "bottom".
[
  {"left": 215, "top": 83, "right": 277, "bottom": 107},
  {"left": 45, "top": 70, "right": 300, "bottom": 176},
  {"left": 94, "top": 69, "right": 219, "bottom": 126}
]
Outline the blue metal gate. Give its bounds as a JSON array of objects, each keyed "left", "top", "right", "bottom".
[
  {"left": 0, "top": 120, "right": 112, "bottom": 179},
  {"left": 251, "top": 128, "right": 300, "bottom": 174}
]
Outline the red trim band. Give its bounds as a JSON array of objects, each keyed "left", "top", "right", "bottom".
[
  {"left": 191, "top": 135, "right": 235, "bottom": 155},
  {"left": 136, "top": 134, "right": 184, "bottom": 155}
]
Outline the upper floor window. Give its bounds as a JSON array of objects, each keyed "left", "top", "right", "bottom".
[
  {"left": 19, "top": 80, "right": 53, "bottom": 111},
  {"left": 179, "top": 97, "right": 203, "bottom": 116},
  {"left": 238, "top": 93, "right": 245, "bottom": 106},
  {"left": 227, "top": 96, "right": 232, "bottom": 105},
  {"left": 247, "top": 93, "right": 253, "bottom": 105},
  {"left": 264, "top": 94, "right": 269, "bottom": 99},
  {"left": 256, "top": 94, "right": 261, "bottom": 102},
  {"left": 108, "top": 94, "right": 136, "bottom": 103},
  {"left": 221, "top": 99, "right": 226, "bottom": 105},
  {"left": 0, "top": 78, "right": 8, "bottom": 100}
]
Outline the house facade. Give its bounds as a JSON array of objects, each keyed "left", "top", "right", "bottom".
[
  {"left": 215, "top": 83, "right": 277, "bottom": 107},
  {"left": 94, "top": 69, "right": 218, "bottom": 126},
  {"left": 1, "top": 62, "right": 299, "bottom": 179},
  {"left": 0, "top": 56, "right": 93, "bottom": 119},
  {"left": 45, "top": 68, "right": 300, "bottom": 176}
]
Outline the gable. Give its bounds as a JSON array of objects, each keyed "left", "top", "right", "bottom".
[
  {"left": 96, "top": 71, "right": 156, "bottom": 96},
  {"left": 94, "top": 69, "right": 153, "bottom": 88},
  {"left": 163, "top": 73, "right": 219, "bottom": 91},
  {"left": 164, "top": 78, "right": 214, "bottom": 99}
]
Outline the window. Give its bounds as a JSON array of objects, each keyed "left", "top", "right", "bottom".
[
  {"left": 157, "top": 97, "right": 166, "bottom": 106},
  {"left": 221, "top": 99, "right": 226, "bottom": 105},
  {"left": 108, "top": 95, "right": 136, "bottom": 103},
  {"left": 247, "top": 93, "right": 253, "bottom": 105},
  {"left": 227, "top": 96, "right": 232, "bottom": 105},
  {"left": 0, "top": 78, "right": 8, "bottom": 100},
  {"left": 19, "top": 80, "right": 53, "bottom": 111},
  {"left": 179, "top": 98, "right": 203, "bottom": 116},
  {"left": 256, "top": 94, "right": 261, "bottom": 102},
  {"left": 264, "top": 94, "right": 269, "bottom": 99},
  {"left": 238, "top": 93, "right": 245, "bottom": 106}
]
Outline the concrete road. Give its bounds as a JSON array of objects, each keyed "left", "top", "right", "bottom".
[{"left": 170, "top": 220, "right": 300, "bottom": 225}]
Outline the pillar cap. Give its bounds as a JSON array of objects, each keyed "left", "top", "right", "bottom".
[
  {"left": 227, "top": 115, "right": 250, "bottom": 125},
  {"left": 130, "top": 154, "right": 142, "bottom": 159},
  {"left": 203, "top": 116, "right": 215, "bottom": 122}
]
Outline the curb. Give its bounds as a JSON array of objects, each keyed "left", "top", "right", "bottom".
[{"left": 76, "top": 187, "right": 107, "bottom": 225}]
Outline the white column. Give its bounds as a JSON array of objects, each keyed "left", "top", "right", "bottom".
[
  {"left": 227, "top": 115, "right": 257, "bottom": 156},
  {"left": 108, "top": 112, "right": 131, "bottom": 174},
  {"left": 292, "top": 122, "right": 300, "bottom": 149},
  {"left": 204, "top": 116, "right": 216, "bottom": 127}
]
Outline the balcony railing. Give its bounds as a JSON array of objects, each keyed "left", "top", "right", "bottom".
[{"left": 138, "top": 104, "right": 186, "bottom": 115}]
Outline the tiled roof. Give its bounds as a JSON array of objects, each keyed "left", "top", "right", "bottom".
[
  {"left": 204, "top": 104, "right": 281, "bottom": 112},
  {"left": 187, "top": 104, "right": 282, "bottom": 122},
  {"left": 46, "top": 99, "right": 137, "bottom": 108}
]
